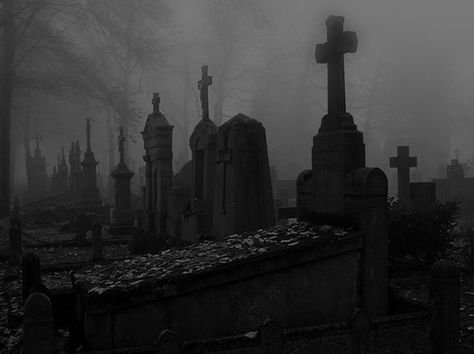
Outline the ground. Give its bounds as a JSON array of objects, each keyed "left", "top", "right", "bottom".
[{"left": 1, "top": 217, "right": 474, "bottom": 353}]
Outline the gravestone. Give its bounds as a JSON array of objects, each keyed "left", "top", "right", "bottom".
[
  {"left": 154, "top": 329, "right": 182, "bottom": 354},
  {"left": 433, "top": 158, "right": 474, "bottom": 215},
  {"left": 23, "top": 292, "right": 55, "bottom": 354},
  {"left": 184, "top": 65, "right": 218, "bottom": 242},
  {"left": 58, "top": 147, "right": 69, "bottom": 194},
  {"left": 27, "top": 133, "right": 49, "bottom": 199},
  {"left": 167, "top": 161, "right": 192, "bottom": 240},
  {"left": 312, "top": 15, "right": 364, "bottom": 214},
  {"left": 91, "top": 222, "right": 103, "bottom": 261},
  {"left": 22, "top": 251, "right": 49, "bottom": 301},
  {"left": 69, "top": 140, "right": 83, "bottom": 202},
  {"left": 74, "top": 213, "right": 89, "bottom": 243},
  {"left": 142, "top": 93, "right": 174, "bottom": 236},
  {"left": 81, "top": 119, "right": 100, "bottom": 204},
  {"left": 110, "top": 127, "right": 136, "bottom": 235},
  {"left": 296, "top": 170, "right": 312, "bottom": 221},
  {"left": 212, "top": 113, "right": 275, "bottom": 239},
  {"left": 389, "top": 146, "right": 417, "bottom": 206}
]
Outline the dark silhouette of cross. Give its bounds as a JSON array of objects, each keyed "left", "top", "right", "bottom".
[
  {"left": 389, "top": 146, "right": 417, "bottom": 205},
  {"left": 86, "top": 119, "right": 92, "bottom": 152},
  {"left": 198, "top": 65, "right": 212, "bottom": 121},
  {"left": 118, "top": 126, "right": 125, "bottom": 164},
  {"left": 315, "top": 15, "right": 357, "bottom": 116},
  {"left": 152, "top": 92, "right": 161, "bottom": 115}
]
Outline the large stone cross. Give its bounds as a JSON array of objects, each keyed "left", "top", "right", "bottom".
[
  {"left": 315, "top": 15, "right": 358, "bottom": 116},
  {"left": 389, "top": 146, "right": 417, "bottom": 205},
  {"left": 198, "top": 65, "right": 212, "bottom": 121},
  {"left": 86, "top": 119, "right": 92, "bottom": 152},
  {"left": 152, "top": 92, "right": 161, "bottom": 115},
  {"left": 118, "top": 126, "right": 125, "bottom": 164}
]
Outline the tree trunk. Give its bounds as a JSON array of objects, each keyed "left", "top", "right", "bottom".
[{"left": 0, "top": 0, "right": 16, "bottom": 216}]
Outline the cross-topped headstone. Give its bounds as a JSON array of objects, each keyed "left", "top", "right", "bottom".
[
  {"left": 389, "top": 146, "right": 417, "bottom": 205},
  {"left": 118, "top": 126, "right": 125, "bottom": 164},
  {"left": 152, "top": 92, "right": 161, "bottom": 115},
  {"left": 315, "top": 15, "right": 357, "bottom": 116},
  {"left": 32, "top": 133, "right": 42, "bottom": 151},
  {"left": 86, "top": 118, "right": 92, "bottom": 152},
  {"left": 198, "top": 65, "right": 212, "bottom": 121}
]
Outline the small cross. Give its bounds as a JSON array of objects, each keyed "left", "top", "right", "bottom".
[
  {"left": 32, "top": 132, "right": 42, "bottom": 150},
  {"left": 118, "top": 126, "right": 125, "bottom": 164},
  {"left": 389, "top": 146, "right": 417, "bottom": 205},
  {"left": 315, "top": 15, "right": 357, "bottom": 116},
  {"left": 152, "top": 92, "right": 161, "bottom": 115},
  {"left": 86, "top": 119, "right": 91, "bottom": 152},
  {"left": 198, "top": 65, "right": 213, "bottom": 121}
]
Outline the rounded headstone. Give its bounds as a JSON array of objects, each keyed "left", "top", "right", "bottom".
[{"left": 23, "top": 292, "right": 54, "bottom": 354}]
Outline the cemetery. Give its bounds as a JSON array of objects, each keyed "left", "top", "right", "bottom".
[{"left": 1, "top": 2, "right": 474, "bottom": 354}]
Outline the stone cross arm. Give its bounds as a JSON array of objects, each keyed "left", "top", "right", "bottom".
[{"left": 315, "top": 31, "right": 358, "bottom": 63}]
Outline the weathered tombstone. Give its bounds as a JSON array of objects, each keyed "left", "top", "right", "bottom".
[
  {"left": 167, "top": 161, "right": 192, "bottom": 240},
  {"left": 58, "top": 147, "right": 69, "bottom": 194},
  {"left": 184, "top": 65, "right": 218, "bottom": 242},
  {"left": 23, "top": 292, "right": 55, "bottom": 354},
  {"left": 69, "top": 140, "right": 83, "bottom": 202},
  {"left": 91, "top": 222, "right": 103, "bottom": 261},
  {"left": 212, "top": 113, "right": 275, "bottom": 239},
  {"left": 27, "top": 133, "right": 49, "bottom": 199},
  {"left": 110, "top": 127, "right": 136, "bottom": 235},
  {"left": 8, "top": 221, "right": 22, "bottom": 267},
  {"left": 313, "top": 15, "right": 364, "bottom": 214},
  {"left": 154, "top": 329, "right": 182, "bottom": 354},
  {"left": 142, "top": 93, "right": 174, "bottom": 236},
  {"left": 389, "top": 146, "right": 417, "bottom": 207},
  {"left": 22, "top": 251, "right": 49, "bottom": 301},
  {"left": 429, "top": 260, "right": 460, "bottom": 353},
  {"left": 258, "top": 319, "right": 283, "bottom": 354}
]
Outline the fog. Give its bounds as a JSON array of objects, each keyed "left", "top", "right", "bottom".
[{"left": 3, "top": 0, "right": 474, "bottom": 198}]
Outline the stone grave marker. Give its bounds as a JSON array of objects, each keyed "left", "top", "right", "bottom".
[
  {"left": 389, "top": 146, "right": 417, "bottom": 206},
  {"left": 23, "top": 292, "right": 55, "bottom": 354},
  {"left": 22, "top": 251, "right": 49, "bottom": 301},
  {"left": 155, "top": 329, "right": 182, "bottom": 354}
]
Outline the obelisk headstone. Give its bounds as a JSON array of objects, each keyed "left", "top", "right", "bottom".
[
  {"left": 81, "top": 119, "right": 100, "bottom": 204},
  {"left": 142, "top": 93, "right": 173, "bottom": 236},
  {"left": 110, "top": 127, "right": 136, "bottom": 235}
]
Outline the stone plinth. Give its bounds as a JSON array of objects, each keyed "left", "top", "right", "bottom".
[
  {"left": 212, "top": 113, "right": 275, "bottom": 238},
  {"left": 312, "top": 112, "right": 365, "bottom": 215},
  {"left": 110, "top": 162, "right": 136, "bottom": 235},
  {"left": 81, "top": 150, "right": 100, "bottom": 205}
]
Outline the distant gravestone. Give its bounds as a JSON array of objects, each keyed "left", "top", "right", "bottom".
[
  {"left": 81, "top": 119, "right": 100, "bottom": 204},
  {"left": 22, "top": 251, "right": 49, "bottom": 301},
  {"left": 212, "top": 113, "right": 275, "bottom": 238},
  {"left": 91, "top": 223, "right": 103, "bottom": 261},
  {"left": 110, "top": 126, "right": 136, "bottom": 235},
  {"left": 69, "top": 140, "right": 83, "bottom": 202},
  {"left": 389, "top": 146, "right": 417, "bottom": 206},
  {"left": 296, "top": 170, "right": 312, "bottom": 221},
  {"left": 23, "top": 292, "right": 54, "bottom": 354}
]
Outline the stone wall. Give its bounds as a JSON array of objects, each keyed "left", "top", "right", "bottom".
[{"left": 81, "top": 235, "right": 363, "bottom": 350}]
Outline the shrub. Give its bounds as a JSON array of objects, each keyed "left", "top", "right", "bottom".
[{"left": 388, "top": 197, "right": 459, "bottom": 265}]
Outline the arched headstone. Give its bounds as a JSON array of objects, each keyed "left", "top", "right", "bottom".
[
  {"left": 154, "top": 329, "right": 182, "bottom": 354},
  {"left": 23, "top": 292, "right": 54, "bottom": 354}
]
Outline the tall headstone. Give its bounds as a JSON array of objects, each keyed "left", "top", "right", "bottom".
[
  {"left": 81, "top": 119, "right": 100, "bottom": 204},
  {"left": 27, "top": 133, "right": 49, "bottom": 199},
  {"left": 212, "top": 113, "right": 275, "bottom": 238},
  {"left": 312, "top": 15, "right": 364, "bottom": 214},
  {"left": 23, "top": 292, "right": 55, "bottom": 354},
  {"left": 22, "top": 251, "right": 49, "bottom": 301},
  {"left": 58, "top": 147, "right": 69, "bottom": 194},
  {"left": 69, "top": 140, "right": 83, "bottom": 202},
  {"left": 185, "top": 65, "right": 218, "bottom": 241},
  {"left": 142, "top": 93, "right": 174, "bottom": 235},
  {"left": 110, "top": 127, "right": 136, "bottom": 234},
  {"left": 389, "top": 146, "right": 417, "bottom": 206}
]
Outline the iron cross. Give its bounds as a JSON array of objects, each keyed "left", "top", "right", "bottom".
[
  {"left": 315, "top": 15, "right": 357, "bottom": 116},
  {"left": 198, "top": 65, "right": 212, "bottom": 121}
]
